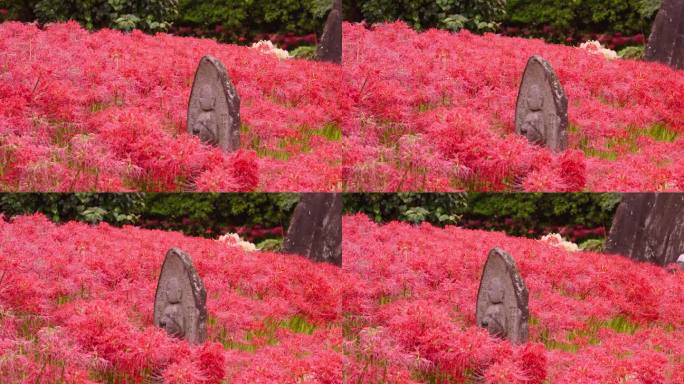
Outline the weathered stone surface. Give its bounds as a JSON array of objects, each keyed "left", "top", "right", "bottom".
[
  {"left": 606, "top": 193, "right": 684, "bottom": 266},
  {"left": 645, "top": 0, "right": 684, "bottom": 70},
  {"left": 283, "top": 193, "right": 342, "bottom": 266},
  {"left": 315, "top": 0, "right": 342, "bottom": 64},
  {"left": 476, "top": 248, "right": 529, "bottom": 344},
  {"left": 515, "top": 56, "right": 568, "bottom": 152},
  {"left": 187, "top": 55, "right": 240, "bottom": 152},
  {"left": 154, "top": 248, "right": 207, "bottom": 344}
]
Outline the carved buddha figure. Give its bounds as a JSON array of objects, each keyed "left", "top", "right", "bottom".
[
  {"left": 159, "top": 277, "right": 185, "bottom": 338},
  {"left": 480, "top": 277, "right": 507, "bottom": 338},
  {"left": 520, "top": 84, "right": 545, "bottom": 145},
  {"left": 192, "top": 85, "right": 219, "bottom": 145}
]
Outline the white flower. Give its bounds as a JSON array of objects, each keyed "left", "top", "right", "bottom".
[
  {"left": 217, "top": 233, "right": 257, "bottom": 252},
  {"left": 579, "top": 40, "right": 618, "bottom": 60},
  {"left": 540, "top": 233, "right": 579, "bottom": 252},
  {"left": 251, "top": 40, "right": 291, "bottom": 60}
]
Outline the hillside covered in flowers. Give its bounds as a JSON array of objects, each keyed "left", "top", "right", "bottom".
[
  {"left": 342, "top": 22, "right": 684, "bottom": 192},
  {"left": 0, "top": 22, "right": 344, "bottom": 192},
  {"left": 0, "top": 214, "right": 348, "bottom": 383},
  {"left": 2, "top": 21, "right": 683, "bottom": 192},
  {"left": 342, "top": 214, "right": 684, "bottom": 383}
]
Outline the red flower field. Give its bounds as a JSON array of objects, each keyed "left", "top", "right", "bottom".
[
  {"left": 0, "top": 215, "right": 349, "bottom": 383},
  {"left": 2, "top": 21, "right": 683, "bottom": 192},
  {"left": 342, "top": 23, "right": 684, "bottom": 192},
  {"left": 0, "top": 22, "right": 344, "bottom": 192},
  {"left": 1, "top": 214, "right": 683, "bottom": 383},
  {"left": 342, "top": 214, "right": 684, "bottom": 383}
]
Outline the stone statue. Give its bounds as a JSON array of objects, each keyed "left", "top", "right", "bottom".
[
  {"left": 283, "top": 193, "right": 342, "bottom": 266},
  {"left": 191, "top": 85, "right": 219, "bottom": 146},
  {"left": 476, "top": 248, "right": 529, "bottom": 344},
  {"left": 315, "top": 0, "right": 342, "bottom": 64},
  {"left": 515, "top": 56, "right": 568, "bottom": 153},
  {"left": 187, "top": 55, "right": 240, "bottom": 152},
  {"left": 645, "top": 0, "right": 684, "bottom": 70},
  {"left": 154, "top": 248, "right": 207, "bottom": 344},
  {"left": 606, "top": 193, "right": 684, "bottom": 266},
  {"left": 520, "top": 85, "right": 545, "bottom": 146},
  {"left": 480, "top": 277, "right": 508, "bottom": 338},
  {"left": 158, "top": 277, "right": 186, "bottom": 338}
]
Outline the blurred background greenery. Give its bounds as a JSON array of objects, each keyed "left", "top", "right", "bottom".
[
  {"left": 0, "top": 193, "right": 299, "bottom": 251},
  {"left": 0, "top": 0, "right": 662, "bottom": 55},
  {"left": 0, "top": 193, "right": 620, "bottom": 252}
]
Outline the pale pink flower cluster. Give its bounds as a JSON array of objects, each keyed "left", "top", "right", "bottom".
[
  {"left": 579, "top": 40, "right": 618, "bottom": 60},
  {"left": 217, "top": 233, "right": 257, "bottom": 252},
  {"left": 539, "top": 233, "right": 579, "bottom": 252},
  {"left": 250, "top": 40, "right": 291, "bottom": 60}
]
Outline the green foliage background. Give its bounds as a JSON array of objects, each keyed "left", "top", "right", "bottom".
[
  {"left": 462, "top": 193, "right": 620, "bottom": 237},
  {"left": 0, "top": 0, "right": 662, "bottom": 43},
  {"left": 1, "top": 193, "right": 621, "bottom": 240},
  {"left": 0, "top": 193, "right": 299, "bottom": 240},
  {"left": 506, "top": 0, "right": 662, "bottom": 39},
  {"left": 0, "top": 0, "right": 179, "bottom": 32},
  {"left": 141, "top": 193, "right": 298, "bottom": 237},
  {"left": 344, "top": 193, "right": 620, "bottom": 241},
  {"left": 0, "top": 193, "right": 146, "bottom": 225},
  {"left": 174, "top": 0, "right": 329, "bottom": 42},
  {"left": 344, "top": 193, "right": 468, "bottom": 226}
]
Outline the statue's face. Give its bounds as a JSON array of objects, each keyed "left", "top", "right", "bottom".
[
  {"left": 482, "top": 310, "right": 506, "bottom": 338},
  {"left": 521, "top": 114, "right": 544, "bottom": 145},
  {"left": 198, "top": 85, "right": 216, "bottom": 111},
  {"left": 160, "top": 309, "right": 185, "bottom": 338},
  {"left": 165, "top": 278, "right": 182, "bottom": 304},
  {"left": 487, "top": 278, "right": 505, "bottom": 304},
  {"left": 192, "top": 114, "right": 218, "bottom": 145},
  {"left": 481, "top": 279, "right": 507, "bottom": 338},
  {"left": 526, "top": 85, "right": 544, "bottom": 111},
  {"left": 160, "top": 279, "right": 185, "bottom": 338}
]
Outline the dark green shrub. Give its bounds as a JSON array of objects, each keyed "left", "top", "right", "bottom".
[
  {"left": 345, "top": 193, "right": 619, "bottom": 242},
  {"left": 343, "top": 193, "right": 468, "bottom": 226},
  {"left": 140, "top": 193, "right": 299, "bottom": 238},
  {"left": 0, "top": 193, "right": 298, "bottom": 240},
  {"left": 0, "top": 0, "right": 178, "bottom": 32},
  {"left": 505, "top": 0, "right": 661, "bottom": 38},
  {"left": 358, "top": 0, "right": 507, "bottom": 32},
  {"left": 290, "top": 45, "right": 317, "bottom": 59},
  {"left": 0, "top": 193, "right": 145, "bottom": 225},
  {"left": 462, "top": 193, "right": 621, "bottom": 240},
  {"left": 619, "top": 45, "right": 645, "bottom": 59},
  {"left": 175, "top": 0, "right": 326, "bottom": 43}
]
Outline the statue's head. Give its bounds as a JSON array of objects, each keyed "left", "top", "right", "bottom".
[
  {"left": 487, "top": 278, "right": 505, "bottom": 304},
  {"left": 165, "top": 277, "right": 182, "bottom": 304},
  {"left": 526, "top": 85, "right": 544, "bottom": 111},
  {"left": 521, "top": 113, "right": 544, "bottom": 145},
  {"left": 191, "top": 108, "right": 218, "bottom": 145},
  {"left": 159, "top": 278, "right": 185, "bottom": 338},
  {"left": 198, "top": 85, "right": 216, "bottom": 111}
]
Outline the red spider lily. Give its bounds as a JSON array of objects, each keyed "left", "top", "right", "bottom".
[
  {"left": 0, "top": 214, "right": 352, "bottom": 382},
  {"left": 342, "top": 22, "right": 684, "bottom": 192},
  {"left": 0, "top": 22, "right": 343, "bottom": 191},
  {"left": 342, "top": 214, "right": 684, "bottom": 383}
]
